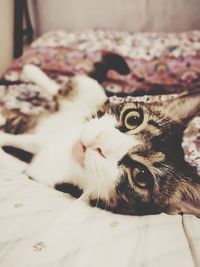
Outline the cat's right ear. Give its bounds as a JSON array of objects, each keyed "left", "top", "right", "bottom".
[
  {"left": 163, "top": 90, "right": 200, "bottom": 124},
  {"left": 167, "top": 178, "right": 200, "bottom": 216}
]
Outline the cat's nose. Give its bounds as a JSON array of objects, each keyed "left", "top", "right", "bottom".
[{"left": 83, "top": 141, "right": 106, "bottom": 158}]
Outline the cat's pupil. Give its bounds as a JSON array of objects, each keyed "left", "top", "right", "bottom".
[
  {"left": 134, "top": 169, "right": 148, "bottom": 188},
  {"left": 127, "top": 116, "right": 140, "bottom": 126}
]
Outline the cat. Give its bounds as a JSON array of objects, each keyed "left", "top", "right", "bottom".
[{"left": 0, "top": 64, "right": 200, "bottom": 216}]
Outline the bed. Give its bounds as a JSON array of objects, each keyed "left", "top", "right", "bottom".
[{"left": 0, "top": 30, "right": 200, "bottom": 267}]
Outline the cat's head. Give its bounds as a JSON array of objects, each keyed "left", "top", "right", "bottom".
[{"left": 73, "top": 91, "right": 200, "bottom": 216}]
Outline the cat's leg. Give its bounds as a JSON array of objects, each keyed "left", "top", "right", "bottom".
[
  {"left": 25, "top": 140, "right": 74, "bottom": 187},
  {"left": 0, "top": 133, "right": 55, "bottom": 180},
  {"left": 0, "top": 132, "right": 68, "bottom": 186},
  {"left": 0, "top": 148, "right": 28, "bottom": 172},
  {"left": 0, "top": 133, "right": 39, "bottom": 172},
  {"left": 0, "top": 133, "right": 41, "bottom": 154},
  {"left": 22, "top": 64, "right": 107, "bottom": 112},
  {"left": 22, "top": 64, "right": 60, "bottom": 95}
]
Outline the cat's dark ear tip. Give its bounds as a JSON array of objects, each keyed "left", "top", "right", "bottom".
[{"left": 102, "top": 52, "right": 130, "bottom": 75}]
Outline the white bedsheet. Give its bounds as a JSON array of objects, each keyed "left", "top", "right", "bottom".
[{"left": 0, "top": 169, "right": 199, "bottom": 267}]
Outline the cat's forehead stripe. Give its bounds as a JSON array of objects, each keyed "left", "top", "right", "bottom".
[{"left": 120, "top": 151, "right": 165, "bottom": 170}]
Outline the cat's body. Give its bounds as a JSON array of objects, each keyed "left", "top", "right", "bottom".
[{"left": 0, "top": 64, "right": 200, "bottom": 216}]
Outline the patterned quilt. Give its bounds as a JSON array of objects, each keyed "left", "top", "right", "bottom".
[
  {"left": 0, "top": 30, "right": 200, "bottom": 267},
  {"left": 4, "top": 30, "right": 200, "bottom": 95}
]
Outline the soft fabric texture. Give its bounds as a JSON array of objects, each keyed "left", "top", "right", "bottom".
[{"left": 0, "top": 169, "right": 199, "bottom": 267}]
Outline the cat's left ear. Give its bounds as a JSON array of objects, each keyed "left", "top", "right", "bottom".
[
  {"left": 163, "top": 90, "right": 200, "bottom": 124},
  {"left": 167, "top": 179, "right": 200, "bottom": 216}
]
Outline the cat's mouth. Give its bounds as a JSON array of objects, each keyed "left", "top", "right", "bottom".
[
  {"left": 72, "top": 141, "right": 86, "bottom": 167},
  {"left": 72, "top": 140, "right": 106, "bottom": 167}
]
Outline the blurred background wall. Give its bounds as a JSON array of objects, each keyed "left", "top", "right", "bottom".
[
  {"left": 0, "top": 0, "right": 13, "bottom": 76},
  {"left": 30, "top": 0, "right": 200, "bottom": 36}
]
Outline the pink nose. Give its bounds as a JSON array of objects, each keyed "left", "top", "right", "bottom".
[
  {"left": 82, "top": 142, "right": 106, "bottom": 158},
  {"left": 82, "top": 144, "right": 87, "bottom": 152},
  {"left": 72, "top": 141, "right": 85, "bottom": 167}
]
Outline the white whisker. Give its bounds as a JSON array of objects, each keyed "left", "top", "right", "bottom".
[{"left": 89, "top": 159, "right": 101, "bottom": 209}]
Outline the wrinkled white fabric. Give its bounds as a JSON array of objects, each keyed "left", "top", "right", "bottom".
[{"left": 0, "top": 169, "right": 199, "bottom": 267}]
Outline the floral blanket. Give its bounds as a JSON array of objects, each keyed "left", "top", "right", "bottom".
[{"left": 4, "top": 30, "right": 200, "bottom": 95}]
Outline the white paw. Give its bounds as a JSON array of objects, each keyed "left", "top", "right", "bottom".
[
  {"left": 25, "top": 164, "right": 55, "bottom": 187},
  {"left": 22, "top": 64, "right": 60, "bottom": 95},
  {"left": 0, "top": 148, "right": 28, "bottom": 172},
  {"left": 25, "top": 150, "right": 69, "bottom": 188},
  {"left": 0, "top": 133, "right": 10, "bottom": 146}
]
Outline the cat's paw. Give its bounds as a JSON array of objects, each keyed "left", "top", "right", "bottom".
[
  {"left": 22, "top": 64, "right": 60, "bottom": 95},
  {"left": 0, "top": 132, "right": 11, "bottom": 146},
  {"left": 25, "top": 164, "right": 55, "bottom": 187},
  {"left": 25, "top": 153, "right": 68, "bottom": 188},
  {"left": 0, "top": 146, "right": 28, "bottom": 172},
  {"left": 72, "top": 75, "right": 107, "bottom": 111}
]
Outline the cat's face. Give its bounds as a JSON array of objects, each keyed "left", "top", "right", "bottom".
[{"left": 73, "top": 92, "right": 200, "bottom": 215}]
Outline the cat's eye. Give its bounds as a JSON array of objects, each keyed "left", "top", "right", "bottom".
[
  {"left": 132, "top": 167, "right": 152, "bottom": 188},
  {"left": 123, "top": 109, "right": 143, "bottom": 130}
]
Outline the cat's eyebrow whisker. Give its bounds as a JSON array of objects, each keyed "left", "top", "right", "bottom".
[
  {"left": 171, "top": 170, "right": 184, "bottom": 181},
  {"left": 151, "top": 116, "right": 176, "bottom": 127},
  {"left": 152, "top": 172, "right": 161, "bottom": 189},
  {"left": 160, "top": 163, "right": 184, "bottom": 180},
  {"left": 163, "top": 168, "right": 174, "bottom": 179},
  {"left": 159, "top": 165, "right": 178, "bottom": 183},
  {"left": 160, "top": 163, "right": 174, "bottom": 173},
  {"left": 158, "top": 115, "right": 176, "bottom": 123},
  {"left": 158, "top": 118, "right": 176, "bottom": 126},
  {"left": 158, "top": 115, "right": 188, "bottom": 127}
]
